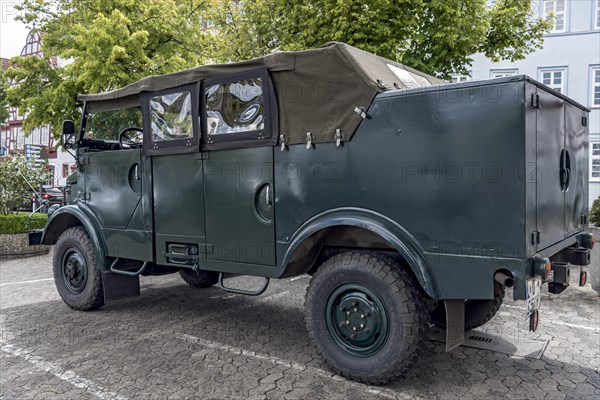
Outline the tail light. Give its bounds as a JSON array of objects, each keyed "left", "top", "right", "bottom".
[{"left": 42, "top": 194, "right": 50, "bottom": 199}]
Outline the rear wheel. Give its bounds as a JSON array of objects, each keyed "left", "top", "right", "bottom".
[
  {"left": 179, "top": 269, "right": 219, "bottom": 288},
  {"left": 304, "top": 251, "right": 428, "bottom": 384},
  {"left": 429, "top": 282, "right": 505, "bottom": 330},
  {"left": 53, "top": 227, "right": 104, "bottom": 311}
]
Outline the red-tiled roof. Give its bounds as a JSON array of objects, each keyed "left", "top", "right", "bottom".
[{"left": 1, "top": 57, "right": 12, "bottom": 72}]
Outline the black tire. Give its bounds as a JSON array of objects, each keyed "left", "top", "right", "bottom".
[
  {"left": 179, "top": 269, "right": 219, "bottom": 288},
  {"left": 53, "top": 227, "right": 104, "bottom": 311},
  {"left": 304, "top": 251, "right": 428, "bottom": 385},
  {"left": 430, "top": 282, "right": 505, "bottom": 331}
]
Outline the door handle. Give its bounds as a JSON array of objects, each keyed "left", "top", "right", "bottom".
[
  {"left": 133, "top": 163, "right": 140, "bottom": 180},
  {"left": 559, "top": 167, "right": 567, "bottom": 190},
  {"left": 564, "top": 149, "right": 571, "bottom": 191},
  {"left": 265, "top": 184, "right": 272, "bottom": 207}
]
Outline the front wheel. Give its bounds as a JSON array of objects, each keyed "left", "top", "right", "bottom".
[
  {"left": 53, "top": 227, "right": 104, "bottom": 311},
  {"left": 304, "top": 251, "right": 428, "bottom": 384}
]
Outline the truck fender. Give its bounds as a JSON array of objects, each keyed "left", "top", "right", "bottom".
[
  {"left": 41, "top": 205, "right": 109, "bottom": 269},
  {"left": 281, "top": 207, "right": 439, "bottom": 298}
]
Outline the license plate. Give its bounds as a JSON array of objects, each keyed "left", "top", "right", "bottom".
[{"left": 526, "top": 276, "right": 542, "bottom": 315}]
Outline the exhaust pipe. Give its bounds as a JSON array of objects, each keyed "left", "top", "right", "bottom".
[{"left": 494, "top": 272, "right": 514, "bottom": 288}]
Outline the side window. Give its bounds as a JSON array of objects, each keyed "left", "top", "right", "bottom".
[
  {"left": 150, "top": 91, "right": 193, "bottom": 142},
  {"left": 142, "top": 83, "right": 199, "bottom": 156},
  {"left": 206, "top": 78, "right": 265, "bottom": 136},
  {"left": 202, "top": 69, "right": 277, "bottom": 149}
]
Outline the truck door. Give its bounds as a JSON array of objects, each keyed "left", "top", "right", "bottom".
[
  {"left": 200, "top": 70, "right": 278, "bottom": 266},
  {"left": 204, "top": 148, "right": 275, "bottom": 265},
  {"left": 564, "top": 102, "right": 589, "bottom": 237},
  {"left": 82, "top": 148, "right": 149, "bottom": 260},
  {"left": 534, "top": 87, "right": 589, "bottom": 251},
  {"left": 535, "top": 88, "right": 566, "bottom": 250}
]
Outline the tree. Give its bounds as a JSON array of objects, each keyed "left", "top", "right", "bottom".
[
  {"left": 5, "top": 0, "right": 552, "bottom": 135},
  {"left": 4, "top": 0, "right": 214, "bottom": 136},
  {"left": 0, "top": 155, "right": 50, "bottom": 215},
  {"left": 208, "top": 0, "right": 552, "bottom": 78},
  {"left": 0, "top": 76, "right": 9, "bottom": 124}
]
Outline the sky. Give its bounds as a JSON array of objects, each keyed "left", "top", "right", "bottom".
[{"left": 0, "top": 1, "right": 30, "bottom": 58}]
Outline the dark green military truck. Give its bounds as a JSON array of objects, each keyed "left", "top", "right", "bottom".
[{"left": 30, "top": 42, "right": 594, "bottom": 384}]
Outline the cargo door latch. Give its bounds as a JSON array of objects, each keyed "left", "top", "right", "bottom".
[
  {"left": 531, "top": 93, "right": 540, "bottom": 109},
  {"left": 531, "top": 231, "right": 541, "bottom": 245}
]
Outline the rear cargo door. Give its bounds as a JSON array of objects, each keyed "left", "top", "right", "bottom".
[
  {"left": 564, "top": 102, "right": 589, "bottom": 237},
  {"left": 535, "top": 88, "right": 566, "bottom": 250}
]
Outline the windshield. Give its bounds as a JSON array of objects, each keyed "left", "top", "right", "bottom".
[{"left": 84, "top": 107, "right": 142, "bottom": 141}]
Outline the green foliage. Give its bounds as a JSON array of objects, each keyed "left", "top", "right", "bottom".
[
  {"left": 0, "top": 76, "right": 9, "bottom": 124},
  {"left": 4, "top": 0, "right": 552, "bottom": 134},
  {"left": 0, "top": 155, "right": 51, "bottom": 215},
  {"left": 86, "top": 107, "right": 143, "bottom": 141},
  {"left": 4, "top": 0, "right": 214, "bottom": 136},
  {"left": 0, "top": 212, "right": 48, "bottom": 234},
  {"left": 590, "top": 197, "right": 600, "bottom": 226},
  {"left": 208, "top": 0, "right": 552, "bottom": 78}
]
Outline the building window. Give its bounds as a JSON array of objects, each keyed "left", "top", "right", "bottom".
[
  {"left": 592, "top": 145, "right": 600, "bottom": 181},
  {"left": 544, "top": 0, "right": 567, "bottom": 33},
  {"left": 539, "top": 68, "right": 567, "bottom": 94},
  {"left": 450, "top": 73, "right": 471, "bottom": 83},
  {"left": 596, "top": 0, "right": 600, "bottom": 29},
  {"left": 490, "top": 69, "right": 518, "bottom": 78},
  {"left": 591, "top": 66, "right": 600, "bottom": 107}
]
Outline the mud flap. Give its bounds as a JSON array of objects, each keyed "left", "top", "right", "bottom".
[
  {"left": 444, "top": 300, "right": 465, "bottom": 351},
  {"left": 102, "top": 271, "right": 140, "bottom": 302}
]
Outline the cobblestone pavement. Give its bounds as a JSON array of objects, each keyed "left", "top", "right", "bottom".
[{"left": 1, "top": 251, "right": 599, "bottom": 400}]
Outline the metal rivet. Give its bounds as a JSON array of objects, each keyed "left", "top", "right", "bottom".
[
  {"left": 345, "top": 320, "right": 350, "bottom": 325},
  {"left": 353, "top": 308, "right": 357, "bottom": 312},
  {"left": 346, "top": 311, "right": 350, "bottom": 315},
  {"left": 360, "top": 324, "right": 364, "bottom": 329},
  {"left": 360, "top": 314, "right": 364, "bottom": 319},
  {"left": 352, "top": 327, "right": 357, "bottom": 331}
]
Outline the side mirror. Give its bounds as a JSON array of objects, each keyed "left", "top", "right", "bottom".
[{"left": 61, "top": 120, "right": 76, "bottom": 149}]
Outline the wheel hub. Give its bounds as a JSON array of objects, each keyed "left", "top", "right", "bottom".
[
  {"left": 61, "top": 249, "right": 88, "bottom": 293},
  {"left": 326, "top": 283, "right": 389, "bottom": 356}
]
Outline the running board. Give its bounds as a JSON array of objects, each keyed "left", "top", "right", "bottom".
[
  {"left": 217, "top": 273, "right": 269, "bottom": 296},
  {"left": 110, "top": 257, "right": 149, "bottom": 276}
]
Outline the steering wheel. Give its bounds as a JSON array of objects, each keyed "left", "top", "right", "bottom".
[{"left": 118, "top": 127, "right": 144, "bottom": 149}]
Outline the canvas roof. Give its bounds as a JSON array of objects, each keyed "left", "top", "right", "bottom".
[{"left": 79, "top": 42, "right": 444, "bottom": 145}]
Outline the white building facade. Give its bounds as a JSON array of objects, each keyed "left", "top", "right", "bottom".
[{"left": 455, "top": 0, "right": 600, "bottom": 206}]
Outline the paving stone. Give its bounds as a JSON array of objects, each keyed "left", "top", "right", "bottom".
[{"left": 0, "top": 252, "right": 598, "bottom": 400}]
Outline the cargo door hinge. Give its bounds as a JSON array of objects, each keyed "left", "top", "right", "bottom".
[
  {"left": 531, "top": 93, "right": 540, "bottom": 109},
  {"left": 78, "top": 156, "right": 90, "bottom": 172},
  {"left": 83, "top": 192, "right": 91, "bottom": 201},
  {"left": 582, "top": 116, "right": 588, "bottom": 127},
  {"left": 581, "top": 214, "right": 588, "bottom": 225},
  {"left": 531, "top": 231, "right": 541, "bottom": 245}
]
